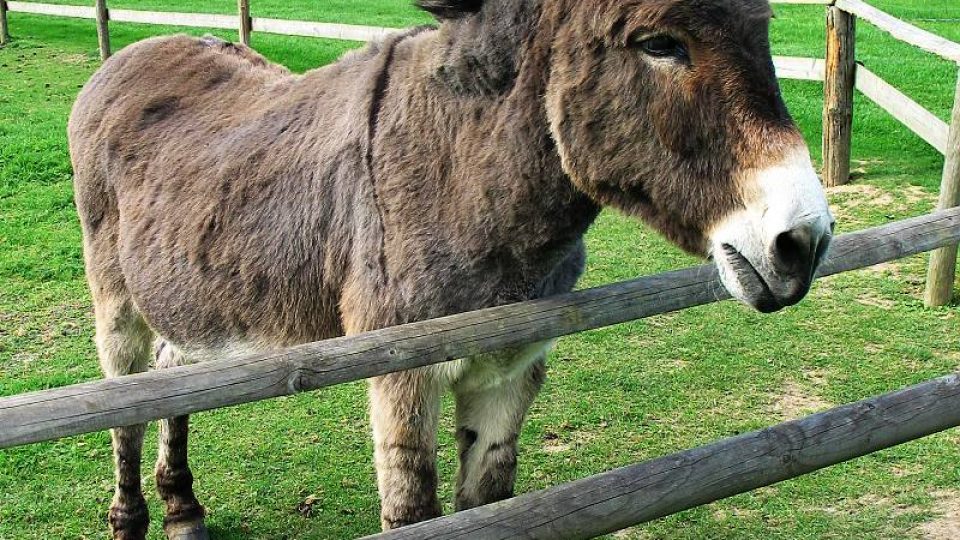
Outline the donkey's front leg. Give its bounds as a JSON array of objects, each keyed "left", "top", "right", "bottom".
[
  {"left": 369, "top": 369, "right": 443, "bottom": 530},
  {"left": 453, "top": 357, "right": 546, "bottom": 510}
]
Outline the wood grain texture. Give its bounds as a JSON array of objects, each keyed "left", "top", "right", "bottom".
[
  {"left": 6, "top": 1, "right": 93, "bottom": 18},
  {"left": 108, "top": 8, "right": 237, "bottom": 30},
  {"left": 856, "top": 65, "right": 949, "bottom": 155},
  {"left": 925, "top": 72, "right": 960, "bottom": 307},
  {"left": 367, "top": 373, "right": 960, "bottom": 540},
  {"left": 237, "top": 0, "right": 251, "bottom": 45},
  {"left": 252, "top": 17, "right": 391, "bottom": 41},
  {"left": 1, "top": 208, "right": 959, "bottom": 449},
  {"left": 835, "top": 0, "right": 960, "bottom": 63},
  {"left": 773, "top": 56, "right": 826, "bottom": 81},
  {"left": 0, "top": 0, "right": 10, "bottom": 45},
  {"left": 94, "top": 0, "right": 109, "bottom": 60},
  {"left": 823, "top": 6, "right": 856, "bottom": 187}
]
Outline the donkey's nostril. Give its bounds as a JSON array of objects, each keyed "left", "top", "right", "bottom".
[{"left": 772, "top": 225, "right": 817, "bottom": 279}]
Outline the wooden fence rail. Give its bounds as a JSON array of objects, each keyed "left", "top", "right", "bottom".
[
  {"left": 834, "top": 0, "right": 960, "bottom": 63},
  {"left": 367, "top": 372, "right": 960, "bottom": 540},
  {"left": 2, "top": 206, "right": 959, "bottom": 449}
]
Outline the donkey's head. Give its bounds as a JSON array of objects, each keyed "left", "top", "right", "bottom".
[{"left": 419, "top": 0, "right": 834, "bottom": 312}]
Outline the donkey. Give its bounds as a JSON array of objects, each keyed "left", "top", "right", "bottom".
[{"left": 68, "top": 0, "right": 834, "bottom": 537}]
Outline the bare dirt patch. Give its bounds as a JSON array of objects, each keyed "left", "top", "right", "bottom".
[
  {"left": 541, "top": 437, "right": 571, "bottom": 454},
  {"left": 539, "top": 427, "right": 600, "bottom": 454},
  {"left": 57, "top": 53, "right": 93, "bottom": 65},
  {"left": 826, "top": 182, "right": 935, "bottom": 228},
  {"left": 855, "top": 293, "right": 896, "bottom": 310},
  {"left": 827, "top": 183, "right": 890, "bottom": 201},
  {"left": 920, "top": 490, "right": 960, "bottom": 540},
  {"left": 815, "top": 492, "right": 920, "bottom": 521},
  {"left": 903, "top": 185, "right": 933, "bottom": 205},
  {"left": 863, "top": 261, "right": 905, "bottom": 279},
  {"left": 612, "top": 527, "right": 653, "bottom": 539},
  {"left": 771, "top": 374, "right": 832, "bottom": 420},
  {"left": 826, "top": 184, "right": 893, "bottom": 223},
  {"left": 937, "top": 350, "right": 960, "bottom": 371},
  {"left": 891, "top": 464, "right": 924, "bottom": 478}
]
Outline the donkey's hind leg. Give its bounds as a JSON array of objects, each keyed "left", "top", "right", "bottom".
[
  {"left": 94, "top": 294, "right": 154, "bottom": 540},
  {"left": 154, "top": 341, "right": 208, "bottom": 540}
]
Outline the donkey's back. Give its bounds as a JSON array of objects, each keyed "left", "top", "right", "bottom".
[{"left": 69, "top": 35, "right": 393, "bottom": 355}]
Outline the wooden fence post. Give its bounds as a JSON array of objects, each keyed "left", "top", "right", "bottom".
[
  {"left": 238, "top": 0, "right": 251, "bottom": 45},
  {"left": 924, "top": 71, "right": 960, "bottom": 307},
  {"left": 95, "top": 0, "right": 110, "bottom": 60},
  {"left": 822, "top": 6, "right": 857, "bottom": 187},
  {"left": 0, "top": 0, "right": 10, "bottom": 46}
]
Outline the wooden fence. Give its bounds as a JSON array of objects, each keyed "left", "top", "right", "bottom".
[
  {"left": 821, "top": 0, "right": 960, "bottom": 308},
  {"left": 2, "top": 1, "right": 960, "bottom": 537}
]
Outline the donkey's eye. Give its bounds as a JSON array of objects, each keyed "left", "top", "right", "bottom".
[{"left": 635, "top": 35, "right": 688, "bottom": 60}]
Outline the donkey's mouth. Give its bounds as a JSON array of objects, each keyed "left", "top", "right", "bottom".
[{"left": 721, "top": 244, "right": 782, "bottom": 313}]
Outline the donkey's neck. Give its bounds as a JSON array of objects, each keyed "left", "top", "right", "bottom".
[{"left": 370, "top": 18, "right": 599, "bottom": 292}]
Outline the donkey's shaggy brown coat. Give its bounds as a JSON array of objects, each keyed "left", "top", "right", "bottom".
[{"left": 69, "top": 0, "right": 832, "bottom": 537}]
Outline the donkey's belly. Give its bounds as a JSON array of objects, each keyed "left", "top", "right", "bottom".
[{"left": 431, "top": 340, "right": 556, "bottom": 392}]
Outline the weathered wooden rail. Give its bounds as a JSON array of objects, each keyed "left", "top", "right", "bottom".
[{"left": 2, "top": 0, "right": 958, "bottom": 305}]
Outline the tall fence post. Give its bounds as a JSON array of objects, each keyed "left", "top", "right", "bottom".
[
  {"left": 924, "top": 71, "right": 960, "bottom": 307},
  {"left": 822, "top": 6, "right": 857, "bottom": 188},
  {"left": 95, "top": 0, "right": 110, "bottom": 60},
  {"left": 238, "top": 0, "right": 251, "bottom": 45},
  {"left": 0, "top": 0, "right": 10, "bottom": 46}
]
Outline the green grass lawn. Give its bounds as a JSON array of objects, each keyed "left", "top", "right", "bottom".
[{"left": 1, "top": 2, "right": 960, "bottom": 539}]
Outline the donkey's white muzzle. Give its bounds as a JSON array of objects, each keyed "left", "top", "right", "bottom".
[{"left": 710, "top": 149, "right": 834, "bottom": 313}]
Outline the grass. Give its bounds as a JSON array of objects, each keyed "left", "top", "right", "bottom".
[{"left": 1, "top": 2, "right": 959, "bottom": 539}]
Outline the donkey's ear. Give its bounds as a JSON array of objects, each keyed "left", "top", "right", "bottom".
[{"left": 416, "top": 0, "right": 484, "bottom": 19}]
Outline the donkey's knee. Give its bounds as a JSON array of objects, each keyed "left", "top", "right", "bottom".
[
  {"left": 156, "top": 417, "right": 206, "bottom": 540},
  {"left": 455, "top": 429, "right": 519, "bottom": 510},
  {"left": 453, "top": 358, "right": 545, "bottom": 510},
  {"left": 369, "top": 371, "right": 443, "bottom": 530}
]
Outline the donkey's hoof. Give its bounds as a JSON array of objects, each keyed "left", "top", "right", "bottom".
[{"left": 164, "top": 522, "right": 210, "bottom": 540}]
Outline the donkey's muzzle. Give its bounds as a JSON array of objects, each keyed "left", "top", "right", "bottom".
[
  {"left": 710, "top": 147, "right": 835, "bottom": 313},
  {"left": 765, "top": 222, "right": 833, "bottom": 309}
]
